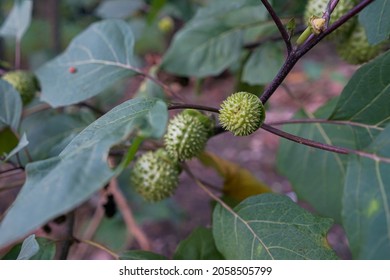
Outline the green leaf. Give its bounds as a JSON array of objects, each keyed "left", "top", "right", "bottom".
[
  {"left": 342, "top": 124, "right": 390, "bottom": 259},
  {"left": 242, "top": 42, "right": 284, "bottom": 85},
  {"left": 0, "top": 98, "right": 167, "bottom": 248},
  {"left": 16, "top": 234, "right": 39, "bottom": 260},
  {"left": 330, "top": 51, "right": 390, "bottom": 127},
  {"left": 0, "top": 0, "right": 32, "bottom": 40},
  {"left": 161, "top": 0, "right": 267, "bottom": 77},
  {"left": 119, "top": 250, "right": 167, "bottom": 260},
  {"left": 174, "top": 227, "right": 224, "bottom": 260},
  {"left": 213, "top": 194, "right": 338, "bottom": 260},
  {"left": 29, "top": 238, "right": 56, "bottom": 260},
  {"left": 20, "top": 110, "right": 94, "bottom": 160},
  {"left": 0, "top": 79, "right": 22, "bottom": 130},
  {"left": 3, "top": 133, "right": 28, "bottom": 161},
  {"left": 37, "top": 19, "right": 139, "bottom": 107},
  {"left": 276, "top": 99, "right": 382, "bottom": 222},
  {"left": 359, "top": 1, "right": 390, "bottom": 45},
  {"left": 0, "top": 127, "right": 19, "bottom": 158},
  {"left": 95, "top": 0, "right": 144, "bottom": 19},
  {"left": 2, "top": 236, "right": 55, "bottom": 260},
  {"left": 93, "top": 216, "right": 128, "bottom": 251}
]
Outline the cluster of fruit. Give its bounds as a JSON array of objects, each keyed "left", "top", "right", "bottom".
[
  {"left": 304, "top": 0, "right": 384, "bottom": 64},
  {"left": 131, "top": 92, "right": 266, "bottom": 201}
]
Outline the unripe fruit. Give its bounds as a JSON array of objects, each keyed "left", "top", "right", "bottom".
[
  {"left": 164, "top": 109, "right": 213, "bottom": 161},
  {"left": 158, "top": 16, "right": 174, "bottom": 33},
  {"left": 131, "top": 149, "right": 181, "bottom": 202},
  {"left": 336, "top": 24, "right": 384, "bottom": 64},
  {"left": 304, "top": 0, "right": 357, "bottom": 38},
  {"left": 2, "top": 70, "right": 39, "bottom": 105},
  {"left": 219, "top": 92, "right": 265, "bottom": 136}
]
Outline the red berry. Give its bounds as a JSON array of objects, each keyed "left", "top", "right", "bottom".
[{"left": 69, "top": 67, "right": 77, "bottom": 74}]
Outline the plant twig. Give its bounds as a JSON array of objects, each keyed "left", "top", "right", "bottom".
[
  {"left": 324, "top": 0, "right": 340, "bottom": 27},
  {"left": 260, "top": 0, "right": 374, "bottom": 104},
  {"left": 168, "top": 103, "right": 220, "bottom": 113},
  {"left": 109, "top": 178, "right": 151, "bottom": 250},
  {"left": 79, "top": 239, "right": 119, "bottom": 259},
  {"left": 72, "top": 192, "right": 105, "bottom": 259},
  {"left": 59, "top": 211, "right": 76, "bottom": 260},
  {"left": 261, "top": 123, "right": 390, "bottom": 163},
  {"left": 260, "top": 0, "right": 292, "bottom": 54},
  {"left": 267, "top": 118, "right": 384, "bottom": 131}
]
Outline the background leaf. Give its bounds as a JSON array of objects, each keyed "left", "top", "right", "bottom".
[
  {"left": 95, "top": 0, "right": 144, "bottom": 19},
  {"left": 199, "top": 152, "right": 271, "bottom": 202},
  {"left": 242, "top": 42, "right": 284, "bottom": 85},
  {"left": 342, "top": 124, "right": 390, "bottom": 259},
  {"left": 0, "top": 98, "right": 167, "bottom": 248},
  {"left": 161, "top": 0, "right": 268, "bottom": 77},
  {"left": 0, "top": 79, "right": 22, "bottom": 130},
  {"left": 276, "top": 99, "right": 382, "bottom": 222},
  {"left": 0, "top": 0, "right": 32, "bottom": 40},
  {"left": 213, "top": 194, "right": 338, "bottom": 260},
  {"left": 330, "top": 51, "right": 390, "bottom": 126},
  {"left": 37, "top": 19, "right": 140, "bottom": 107},
  {"left": 174, "top": 227, "right": 224, "bottom": 260},
  {"left": 359, "top": 1, "right": 390, "bottom": 45}
]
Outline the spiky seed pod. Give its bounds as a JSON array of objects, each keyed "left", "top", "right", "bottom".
[
  {"left": 219, "top": 92, "right": 265, "bottom": 136},
  {"left": 304, "top": 0, "right": 358, "bottom": 38},
  {"left": 336, "top": 24, "right": 385, "bottom": 65},
  {"left": 164, "top": 109, "right": 213, "bottom": 161},
  {"left": 2, "top": 70, "right": 39, "bottom": 105},
  {"left": 131, "top": 149, "right": 181, "bottom": 202}
]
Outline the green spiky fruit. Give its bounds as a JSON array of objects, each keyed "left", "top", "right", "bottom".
[
  {"left": 219, "top": 92, "right": 265, "bottom": 136},
  {"left": 336, "top": 24, "right": 384, "bottom": 64},
  {"left": 304, "top": 0, "right": 357, "bottom": 37},
  {"left": 164, "top": 109, "right": 213, "bottom": 161},
  {"left": 2, "top": 70, "right": 39, "bottom": 105},
  {"left": 131, "top": 149, "right": 181, "bottom": 202}
]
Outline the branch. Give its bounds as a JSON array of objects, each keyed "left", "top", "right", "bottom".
[
  {"left": 168, "top": 103, "right": 220, "bottom": 113},
  {"left": 261, "top": 123, "right": 390, "bottom": 164},
  {"left": 260, "top": 0, "right": 292, "bottom": 54},
  {"left": 58, "top": 211, "right": 75, "bottom": 260},
  {"left": 260, "top": 0, "right": 374, "bottom": 104},
  {"left": 109, "top": 177, "right": 151, "bottom": 250},
  {"left": 298, "top": 0, "right": 374, "bottom": 57}
]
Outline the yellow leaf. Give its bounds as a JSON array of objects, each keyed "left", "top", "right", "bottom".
[{"left": 198, "top": 152, "right": 271, "bottom": 202}]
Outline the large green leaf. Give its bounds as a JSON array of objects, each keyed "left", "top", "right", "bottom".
[
  {"left": 0, "top": 97, "right": 167, "bottom": 248},
  {"left": 0, "top": 0, "right": 32, "bottom": 40},
  {"left": 0, "top": 79, "right": 22, "bottom": 130},
  {"left": 2, "top": 236, "right": 55, "bottom": 260},
  {"left": 343, "top": 124, "right": 390, "bottom": 259},
  {"left": 37, "top": 19, "right": 139, "bottom": 107},
  {"left": 213, "top": 194, "right": 337, "bottom": 260},
  {"left": 330, "top": 51, "right": 390, "bottom": 127},
  {"left": 20, "top": 110, "right": 94, "bottom": 160},
  {"left": 359, "top": 1, "right": 390, "bottom": 45},
  {"left": 277, "top": 99, "right": 382, "bottom": 222},
  {"left": 161, "top": 0, "right": 268, "bottom": 77},
  {"left": 174, "top": 227, "right": 224, "bottom": 260}
]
